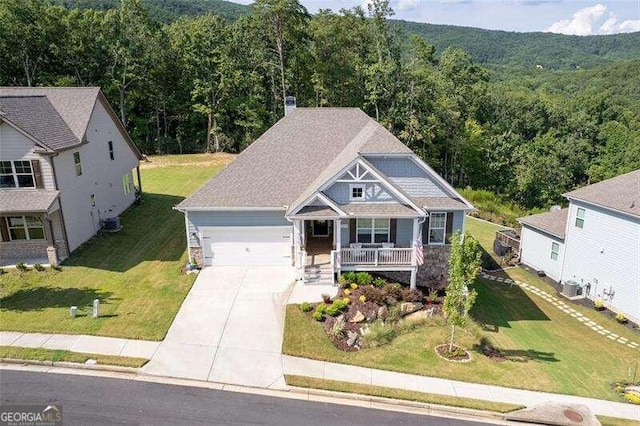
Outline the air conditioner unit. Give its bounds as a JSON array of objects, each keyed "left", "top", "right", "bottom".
[{"left": 562, "top": 280, "right": 579, "bottom": 298}]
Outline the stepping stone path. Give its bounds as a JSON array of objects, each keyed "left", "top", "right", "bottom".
[{"left": 479, "top": 271, "right": 640, "bottom": 351}]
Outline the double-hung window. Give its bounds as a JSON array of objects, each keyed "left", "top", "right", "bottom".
[
  {"left": 6, "top": 216, "right": 45, "bottom": 240},
  {"left": 0, "top": 160, "right": 35, "bottom": 188},
  {"left": 356, "top": 218, "right": 389, "bottom": 244},
  {"left": 575, "top": 208, "right": 585, "bottom": 229},
  {"left": 73, "top": 152, "right": 82, "bottom": 176},
  {"left": 428, "top": 212, "right": 447, "bottom": 245},
  {"left": 550, "top": 242, "right": 560, "bottom": 261}
]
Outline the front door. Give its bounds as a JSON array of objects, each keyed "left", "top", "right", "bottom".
[{"left": 312, "top": 220, "right": 330, "bottom": 237}]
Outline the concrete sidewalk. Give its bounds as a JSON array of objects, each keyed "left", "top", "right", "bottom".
[
  {"left": 282, "top": 355, "right": 640, "bottom": 421},
  {"left": 0, "top": 331, "right": 159, "bottom": 359}
]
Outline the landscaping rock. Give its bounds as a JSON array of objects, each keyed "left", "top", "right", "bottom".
[
  {"left": 347, "top": 331, "right": 359, "bottom": 347},
  {"left": 400, "top": 302, "right": 423, "bottom": 316},
  {"left": 350, "top": 311, "right": 365, "bottom": 323},
  {"left": 377, "top": 305, "right": 388, "bottom": 321},
  {"left": 404, "top": 309, "right": 432, "bottom": 324}
]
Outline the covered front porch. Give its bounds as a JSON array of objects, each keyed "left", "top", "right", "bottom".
[{"left": 291, "top": 216, "right": 424, "bottom": 288}]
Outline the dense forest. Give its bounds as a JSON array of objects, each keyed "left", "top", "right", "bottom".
[{"left": 1, "top": 0, "right": 639, "bottom": 211}]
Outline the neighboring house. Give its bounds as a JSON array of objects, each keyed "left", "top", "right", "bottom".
[
  {"left": 0, "top": 87, "right": 143, "bottom": 266},
  {"left": 518, "top": 170, "right": 640, "bottom": 323},
  {"left": 176, "top": 108, "right": 473, "bottom": 289}
]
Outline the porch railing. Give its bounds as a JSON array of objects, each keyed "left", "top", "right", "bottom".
[{"left": 336, "top": 248, "right": 413, "bottom": 266}]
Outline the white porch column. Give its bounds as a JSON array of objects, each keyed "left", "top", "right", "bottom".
[
  {"left": 335, "top": 218, "right": 342, "bottom": 277},
  {"left": 410, "top": 218, "right": 420, "bottom": 290},
  {"left": 410, "top": 268, "right": 417, "bottom": 290},
  {"left": 293, "top": 220, "right": 303, "bottom": 269}
]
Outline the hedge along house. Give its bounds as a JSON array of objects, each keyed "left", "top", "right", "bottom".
[
  {"left": 518, "top": 170, "right": 640, "bottom": 323},
  {"left": 176, "top": 108, "right": 473, "bottom": 288},
  {"left": 0, "top": 87, "right": 143, "bottom": 266}
]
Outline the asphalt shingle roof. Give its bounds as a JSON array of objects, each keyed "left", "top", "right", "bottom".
[
  {"left": 177, "top": 108, "right": 413, "bottom": 210},
  {"left": 0, "top": 96, "right": 79, "bottom": 150},
  {"left": 414, "top": 197, "right": 468, "bottom": 210},
  {"left": 518, "top": 208, "right": 568, "bottom": 239},
  {"left": 564, "top": 170, "right": 640, "bottom": 217},
  {"left": 0, "top": 190, "right": 59, "bottom": 214}
]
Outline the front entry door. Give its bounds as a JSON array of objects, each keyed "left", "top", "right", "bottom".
[{"left": 312, "top": 220, "right": 330, "bottom": 237}]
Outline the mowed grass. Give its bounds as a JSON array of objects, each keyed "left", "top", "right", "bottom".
[
  {"left": 0, "top": 154, "right": 231, "bottom": 340},
  {"left": 284, "top": 217, "right": 640, "bottom": 402},
  {"left": 0, "top": 346, "right": 147, "bottom": 368}
]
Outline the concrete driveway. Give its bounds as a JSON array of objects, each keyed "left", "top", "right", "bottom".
[{"left": 142, "top": 265, "right": 295, "bottom": 389}]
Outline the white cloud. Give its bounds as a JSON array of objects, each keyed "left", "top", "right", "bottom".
[
  {"left": 546, "top": 4, "right": 640, "bottom": 35},
  {"left": 396, "top": 0, "right": 418, "bottom": 11}
]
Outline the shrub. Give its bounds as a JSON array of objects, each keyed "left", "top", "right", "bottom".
[
  {"left": 328, "top": 316, "right": 346, "bottom": 339},
  {"left": 373, "top": 277, "right": 386, "bottom": 288},
  {"left": 359, "top": 295, "right": 366, "bottom": 303},
  {"left": 350, "top": 283, "right": 359, "bottom": 290},
  {"left": 427, "top": 288, "right": 439, "bottom": 304},
  {"left": 326, "top": 299, "right": 347, "bottom": 316},
  {"left": 625, "top": 392, "right": 640, "bottom": 405},
  {"left": 342, "top": 271, "right": 357, "bottom": 284},
  {"left": 382, "top": 283, "right": 403, "bottom": 302},
  {"left": 616, "top": 312, "right": 627, "bottom": 322},
  {"left": 312, "top": 311, "right": 324, "bottom": 321},
  {"left": 0, "top": 268, "right": 5, "bottom": 275},
  {"left": 315, "top": 304, "right": 327, "bottom": 315},
  {"left": 33, "top": 263, "right": 45, "bottom": 272},
  {"left": 300, "top": 302, "right": 313, "bottom": 312},
  {"left": 342, "top": 297, "right": 351, "bottom": 305},
  {"left": 361, "top": 320, "right": 396, "bottom": 348},
  {"left": 15, "top": 262, "right": 29, "bottom": 272},
  {"left": 401, "top": 288, "right": 423, "bottom": 302},
  {"left": 361, "top": 286, "right": 385, "bottom": 305},
  {"left": 594, "top": 298, "right": 604, "bottom": 309},
  {"left": 338, "top": 275, "right": 349, "bottom": 288},
  {"left": 355, "top": 272, "right": 373, "bottom": 286},
  {"left": 343, "top": 289, "right": 351, "bottom": 296},
  {"left": 50, "top": 265, "right": 62, "bottom": 272}
]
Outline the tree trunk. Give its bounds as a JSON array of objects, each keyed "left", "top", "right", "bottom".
[
  {"left": 206, "top": 111, "right": 213, "bottom": 153},
  {"left": 119, "top": 87, "right": 126, "bottom": 127},
  {"left": 213, "top": 117, "right": 220, "bottom": 152},
  {"left": 449, "top": 324, "right": 455, "bottom": 352}
]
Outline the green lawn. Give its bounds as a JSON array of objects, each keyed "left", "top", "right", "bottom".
[
  {"left": 283, "top": 217, "right": 639, "bottom": 402},
  {"left": 0, "top": 154, "right": 231, "bottom": 340},
  {"left": 0, "top": 346, "right": 147, "bottom": 368}
]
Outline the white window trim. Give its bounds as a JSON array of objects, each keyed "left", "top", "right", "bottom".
[
  {"left": 73, "top": 152, "right": 83, "bottom": 176},
  {"left": 0, "top": 160, "right": 35, "bottom": 189},
  {"left": 6, "top": 216, "right": 45, "bottom": 241},
  {"left": 550, "top": 241, "right": 560, "bottom": 261},
  {"left": 575, "top": 207, "right": 585, "bottom": 229},
  {"left": 356, "top": 218, "right": 390, "bottom": 244},
  {"left": 350, "top": 184, "right": 366, "bottom": 201},
  {"left": 428, "top": 212, "right": 447, "bottom": 245}
]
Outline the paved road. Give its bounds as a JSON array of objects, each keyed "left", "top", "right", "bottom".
[{"left": 0, "top": 371, "right": 487, "bottom": 426}]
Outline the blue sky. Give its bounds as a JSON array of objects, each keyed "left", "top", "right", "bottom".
[{"left": 231, "top": 0, "right": 640, "bottom": 34}]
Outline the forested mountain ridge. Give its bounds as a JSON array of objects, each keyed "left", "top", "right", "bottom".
[
  {"left": 1, "top": 0, "right": 638, "bottom": 211},
  {"left": 53, "top": 0, "right": 640, "bottom": 69}
]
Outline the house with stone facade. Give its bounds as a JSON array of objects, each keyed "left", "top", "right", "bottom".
[
  {"left": 0, "top": 87, "right": 142, "bottom": 266},
  {"left": 176, "top": 107, "right": 473, "bottom": 288}
]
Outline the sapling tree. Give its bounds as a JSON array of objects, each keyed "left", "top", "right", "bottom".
[{"left": 442, "top": 231, "right": 482, "bottom": 352}]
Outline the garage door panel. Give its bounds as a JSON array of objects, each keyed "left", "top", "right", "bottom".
[{"left": 202, "top": 227, "right": 291, "bottom": 266}]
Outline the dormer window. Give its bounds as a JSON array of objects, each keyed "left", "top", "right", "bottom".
[
  {"left": 350, "top": 184, "right": 365, "bottom": 201},
  {"left": 0, "top": 160, "right": 35, "bottom": 188}
]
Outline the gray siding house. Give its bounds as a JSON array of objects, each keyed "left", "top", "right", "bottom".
[
  {"left": 176, "top": 108, "right": 473, "bottom": 289},
  {"left": 0, "top": 87, "right": 142, "bottom": 266},
  {"left": 518, "top": 170, "right": 640, "bottom": 323}
]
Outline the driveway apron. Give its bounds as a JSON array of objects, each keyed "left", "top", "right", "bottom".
[{"left": 142, "top": 266, "right": 295, "bottom": 388}]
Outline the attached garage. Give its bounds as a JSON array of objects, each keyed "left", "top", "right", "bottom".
[{"left": 201, "top": 226, "right": 292, "bottom": 266}]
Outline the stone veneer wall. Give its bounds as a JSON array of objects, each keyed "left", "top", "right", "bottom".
[
  {"left": 0, "top": 240, "right": 48, "bottom": 260},
  {"left": 190, "top": 247, "right": 204, "bottom": 267},
  {"left": 379, "top": 245, "right": 451, "bottom": 289}
]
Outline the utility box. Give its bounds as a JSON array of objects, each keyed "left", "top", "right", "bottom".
[
  {"left": 92, "top": 299, "right": 100, "bottom": 318},
  {"left": 562, "top": 280, "right": 579, "bottom": 298},
  {"left": 70, "top": 306, "right": 77, "bottom": 318}
]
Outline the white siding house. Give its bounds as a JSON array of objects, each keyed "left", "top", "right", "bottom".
[
  {"left": 518, "top": 170, "right": 640, "bottom": 323},
  {"left": 0, "top": 87, "right": 142, "bottom": 265}
]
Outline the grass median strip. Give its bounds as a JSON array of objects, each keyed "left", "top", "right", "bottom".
[
  {"left": 0, "top": 346, "right": 148, "bottom": 368},
  {"left": 285, "top": 374, "right": 522, "bottom": 413}
]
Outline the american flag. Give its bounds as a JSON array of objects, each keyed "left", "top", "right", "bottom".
[{"left": 415, "top": 234, "right": 424, "bottom": 266}]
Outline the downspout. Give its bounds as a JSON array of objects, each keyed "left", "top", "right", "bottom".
[{"left": 48, "top": 152, "right": 71, "bottom": 257}]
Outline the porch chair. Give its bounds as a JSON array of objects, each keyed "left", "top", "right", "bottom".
[
  {"left": 380, "top": 242, "right": 395, "bottom": 261},
  {"left": 350, "top": 243, "right": 366, "bottom": 261}
]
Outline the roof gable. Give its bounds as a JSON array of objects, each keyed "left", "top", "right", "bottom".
[
  {"left": 564, "top": 170, "right": 639, "bottom": 218},
  {"left": 518, "top": 208, "right": 568, "bottom": 239}
]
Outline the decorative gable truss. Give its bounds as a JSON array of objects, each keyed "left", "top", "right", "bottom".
[{"left": 287, "top": 156, "right": 425, "bottom": 218}]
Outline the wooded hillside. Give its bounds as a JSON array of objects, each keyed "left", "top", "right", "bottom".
[{"left": 1, "top": 0, "right": 638, "bottom": 210}]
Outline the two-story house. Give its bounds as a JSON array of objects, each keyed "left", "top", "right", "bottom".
[
  {"left": 0, "top": 87, "right": 143, "bottom": 266},
  {"left": 176, "top": 107, "right": 473, "bottom": 289},
  {"left": 518, "top": 170, "right": 640, "bottom": 323}
]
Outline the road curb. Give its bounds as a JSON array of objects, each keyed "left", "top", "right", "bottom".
[
  {"left": 0, "top": 357, "right": 140, "bottom": 374},
  {"left": 288, "top": 386, "right": 508, "bottom": 422}
]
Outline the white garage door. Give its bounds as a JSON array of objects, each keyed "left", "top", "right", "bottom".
[{"left": 201, "top": 227, "right": 292, "bottom": 266}]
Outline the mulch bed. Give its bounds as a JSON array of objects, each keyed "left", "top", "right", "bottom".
[{"left": 435, "top": 344, "right": 472, "bottom": 362}]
